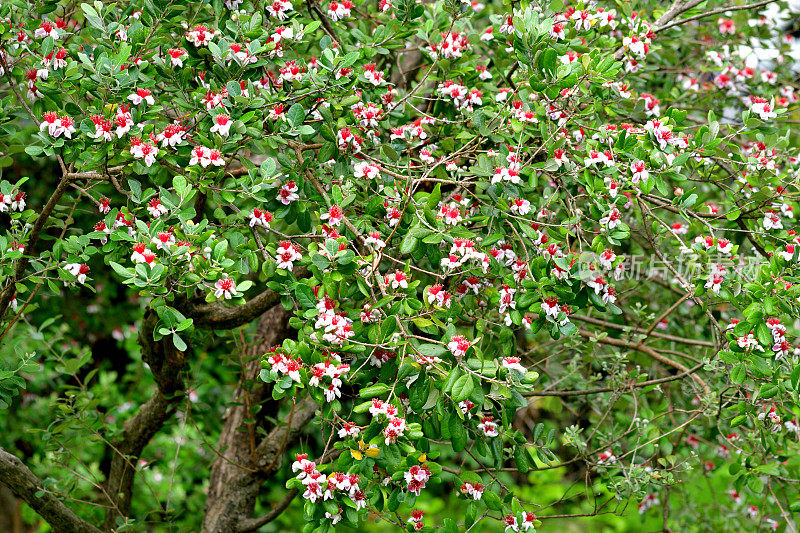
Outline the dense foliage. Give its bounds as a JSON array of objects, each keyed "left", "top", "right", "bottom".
[{"left": 1, "top": 0, "right": 800, "bottom": 531}]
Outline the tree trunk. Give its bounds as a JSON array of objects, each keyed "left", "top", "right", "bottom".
[
  {"left": 0, "top": 483, "right": 24, "bottom": 533},
  {"left": 103, "top": 309, "right": 187, "bottom": 529},
  {"left": 201, "top": 306, "right": 289, "bottom": 533}
]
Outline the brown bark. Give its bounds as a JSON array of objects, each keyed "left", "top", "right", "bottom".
[
  {"left": 185, "top": 288, "right": 283, "bottom": 330},
  {"left": 184, "top": 267, "right": 308, "bottom": 330},
  {"left": 103, "top": 309, "right": 187, "bottom": 530},
  {"left": 390, "top": 47, "right": 424, "bottom": 90},
  {"left": 0, "top": 483, "right": 24, "bottom": 533},
  {"left": 201, "top": 306, "right": 318, "bottom": 533},
  {"left": 0, "top": 448, "right": 102, "bottom": 533}
]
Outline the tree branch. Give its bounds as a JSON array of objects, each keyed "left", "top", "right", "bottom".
[
  {"left": 185, "top": 288, "right": 283, "bottom": 329},
  {"left": 0, "top": 447, "right": 102, "bottom": 533},
  {"left": 255, "top": 396, "right": 319, "bottom": 476},
  {"left": 524, "top": 362, "right": 705, "bottom": 397},
  {"left": 652, "top": 0, "right": 706, "bottom": 30},
  {"left": 578, "top": 329, "right": 711, "bottom": 396},
  {"left": 236, "top": 489, "right": 298, "bottom": 533},
  {"left": 0, "top": 53, "right": 128, "bottom": 330},
  {"left": 654, "top": 0, "right": 778, "bottom": 33},
  {"left": 0, "top": 174, "right": 72, "bottom": 328},
  {"left": 103, "top": 308, "right": 187, "bottom": 529},
  {"left": 571, "top": 314, "right": 716, "bottom": 347},
  {"left": 185, "top": 267, "right": 308, "bottom": 330},
  {"left": 202, "top": 307, "right": 316, "bottom": 533},
  {"left": 236, "top": 448, "right": 341, "bottom": 532}
]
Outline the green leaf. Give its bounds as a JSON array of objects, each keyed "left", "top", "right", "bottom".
[
  {"left": 758, "top": 383, "right": 778, "bottom": 399},
  {"left": 260, "top": 157, "right": 277, "bottom": 177},
  {"left": 339, "top": 51, "right": 360, "bottom": 68},
  {"left": 383, "top": 443, "right": 401, "bottom": 466},
  {"left": 483, "top": 490, "right": 502, "bottom": 512},
  {"left": 731, "top": 414, "right": 747, "bottom": 427},
  {"left": 539, "top": 48, "right": 557, "bottom": 77},
  {"left": 128, "top": 22, "right": 147, "bottom": 46},
  {"left": 417, "top": 343, "right": 447, "bottom": 358},
  {"left": 213, "top": 240, "right": 228, "bottom": 261},
  {"left": 791, "top": 365, "right": 800, "bottom": 391},
  {"left": 747, "top": 475, "right": 764, "bottom": 494},
  {"left": 451, "top": 375, "right": 474, "bottom": 403},
  {"left": 730, "top": 364, "right": 745, "bottom": 384},
  {"left": 294, "top": 284, "right": 316, "bottom": 308},
  {"left": 287, "top": 104, "right": 305, "bottom": 127},
  {"left": 412, "top": 317, "right": 434, "bottom": 328},
  {"left": 80, "top": 2, "right": 99, "bottom": 18},
  {"left": 400, "top": 234, "right": 417, "bottom": 254},
  {"left": 226, "top": 80, "right": 242, "bottom": 98},
  {"left": 312, "top": 254, "right": 330, "bottom": 270},
  {"left": 109, "top": 261, "right": 133, "bottom": 278},
  {"left": 755, "top": 322, "right": 771, "bottom": 347},
  {"left": 172, "top": 333, "right": 187, "bottom": 351},
  {"left": 359, "top": 384, "right": 389, "bottom": 398},
  {"left": 514, "top": 446, "right": 530, "bottom": 473},
  {"left": 41, "top": 36, "right": 55, "bottom": 58},
  {"left": 426, "top": 183, "right": 441, "bottom": 210},
  {"left": 381, "top": 144, "right": 399, "bottom": 162},
  {"left": 449, "top": 412, "right": 467, "bottom": 452}
]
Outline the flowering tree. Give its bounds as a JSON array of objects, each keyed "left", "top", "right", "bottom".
[{"left": 1, "top": 0, "right": 800, "bottom": 531}]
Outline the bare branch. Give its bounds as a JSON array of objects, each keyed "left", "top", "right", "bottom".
[
  {"left": 236, "top": 489, "right": 299, "bottom": 533},
  {"left": 255, "top": 396, "right": 319, "bottom": 476},
  {"left": 524, "top": 362, "right": 705, "bottom": 397},
  {"left": 103, "top": 308, "right": 187, "bottom": 529},
  {"left": 0, "top": 447, "right": 102, "bottom": 533},
  {"left": 578, "top": 329, "right": 711, "bottom": 396},
  {"left": 654, "top": 0, "right": 778, "bottom": 33},
  {"left": 571, "top": 314, "right": 716, "bottom": 347},
  {"left": 185, "top": 288, "right": 284, "bottom": 329}
]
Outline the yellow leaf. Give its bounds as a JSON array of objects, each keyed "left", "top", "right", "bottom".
[
  {"left": 364, "top": 446, "right": 380, "bottom": 458},
  {"left": 417, "top": 454, "right": 427, "bottom": 463},
  {"left": 350, "top": 449, "right": 363, "bottom": 461}
]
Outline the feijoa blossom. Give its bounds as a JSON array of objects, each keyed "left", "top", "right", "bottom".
[
  {"left": 448, "top": 335, "right": 470, "bottom": 357},
  {"left": 210, "top": 114, "right": 232, "bottom": 137},
  {"left": 214, "top": 276, "right": 236, "bottom": 299},
  {"left": 64, "top": 263, "right": 89, "bottom": 284},
  {"left": 320, "top": 205, "right": 344, "bottom": 226},
  {"left": 127, "top": 88, "right": 155, "bottom": 106},
  {"left": 276, "top": 241, "right": 302, "bottom": 270}
]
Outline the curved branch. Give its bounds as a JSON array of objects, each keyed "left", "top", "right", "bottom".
[
  {"left": 571, "top": 314, "right": 716, "bottom": 347},
  {"left": 103, "top": 308, "right": 187, "bottom": 529},
  {"left": 0, "top": 174, "right": 71, "bottom": 328},
  {"left": 524, "top": 362, "right": 705, "bottom": 397},
  {"left": 654, "top": 0, "right": 777, "bottom": 33},
  {"left": 236, "top": 489, "right": 298, "bottom": 533},
  {"left": 201, "top": 307, "right": 316, "bottom": 533},
  {"left": 0, "top": 447, "right": 102, "bottom": 533},
  {"left": 652, "top": 0, "right": 706, "bottom": 30},
  {"left": 237, "top": 448, "right": 341, "bottom": 533},
  {"left": 186, "top": 288, "right": 283, "bottom": 329},
  {"left": 186, "top": 267, "right": 308, "bottom": 330},
  {"left": 255, "top": 396, "right": 320, "bottom": 476},
  {"left": 578, "top": 329, "right": 711, "bottom": 396}
]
